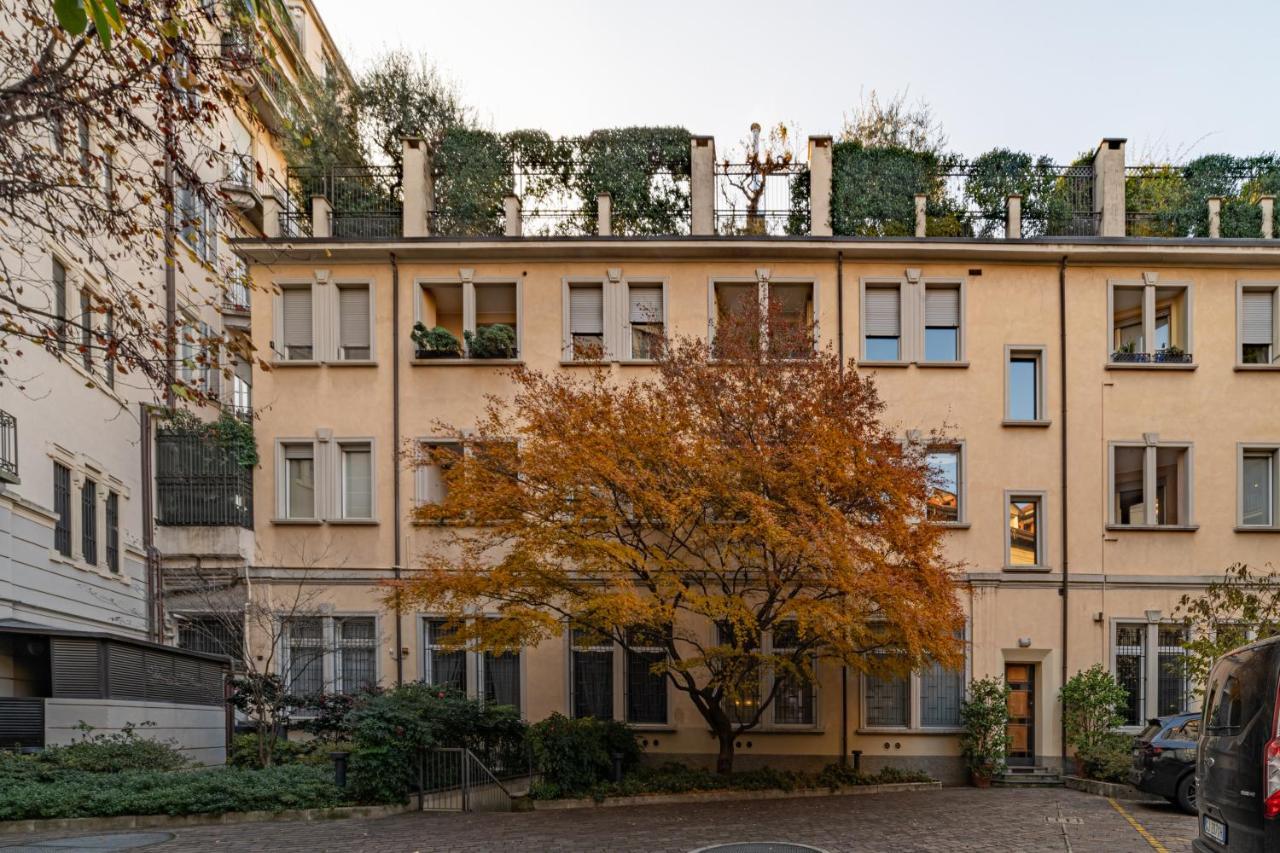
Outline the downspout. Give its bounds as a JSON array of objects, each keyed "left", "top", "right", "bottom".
[
  {"left": 392, "top": 252, "right": 404, "bottom": 686},
  {"left": 837, "top": 248, "right": 848, "bottom": 766},
  {"left": 1058, "top": 255, "right": 1070, "bottom": 767},
  {"left": 140, "top": 405, "right": 159, "bottom": 641}
]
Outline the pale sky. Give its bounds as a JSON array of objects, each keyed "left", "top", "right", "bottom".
[{"left": 313, "top": 0, "right": 1280, "bottom": 164}]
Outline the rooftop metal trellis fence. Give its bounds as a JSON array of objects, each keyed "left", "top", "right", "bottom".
[
  {"left": 155, "top": 432, "right": 253, "bottom": 528},
  {"left": 715, "top": 162, "right": 808, "bottom": 236},
  {"left": 289, "top": 165, "right": 403, "bottom": 238}
]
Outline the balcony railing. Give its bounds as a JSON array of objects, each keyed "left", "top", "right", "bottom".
[
  {"left": 0, "top": 408, "right": 16, "bottom": 483},
  {"left": 1110, "top": 349, "right": 1194, "bottom": 364},
  {"left": 155, "top": 432, "right": 253, "bottom": 528}
]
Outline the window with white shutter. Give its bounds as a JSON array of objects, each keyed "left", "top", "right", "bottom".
[
  {"left": 417, "top": 441, "right": 461, "bottom": 507},
  {"left": 338, "top": 285, "right": 371, "bottom": 360},
  {"left": 341, "top": 442, "right": 373, "bottom": 519},
  {"left": 282, "top": 287, "right": 313, "bottom": 360},
  {"left": 1241, "top": 288, "right": 1275, "bottom": 365},
  {"left": 282, "top": 442, "right": 315, "bottom": 519},
  {"left": 923, "top": 284, "right": 960, "bottom": 362},
  {"left": 628, "top": 284, "right": 664, "bottom": 360},
  {"left": 568, "top": 284, "right": 604, "bottom": 360},
  {"left": 863, "top": 285, "right": 901, "bottom": 361}
]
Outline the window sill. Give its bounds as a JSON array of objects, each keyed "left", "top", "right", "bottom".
[
  {"left": 1235, "top": 525, "right": 1280, "bottom": 533},
  {"left": 628, "top": 724, "right": 677, "bottom": 733},
  {"left": 271, "top": 359, "right": 321, "bottom": 368},
  {"left": 559, "top": 359, "right": 609, "bottom": 367},
  {"left": 410, "top": 359, "right": 523, "bottom": 367},
  {"left": 271, "top": 517, "right": 323, "bottom": 525},
  {"left": 617, "top": 359, "right": 659, "bottom": 367},
  {"left": 325, "top": 360, "right": 378, "bottom": 368},
  {"left": 326, "top": 518, "right": 379, "bottom": 525},
  {"left": 1104, "top": 524, "right": 1200, "bottom": 532},
  {"left": 934, "top": 521, "right": 971, "bottom": 530},
  {"left": 1105, "top": 362, "right": 1197, "bottom": 371},
  {"left": 857, "top": 360, "right": 910, "bottom": 369},
  {"left": 857, "top": 727, "right": 963, "bottom": 736},
  {"left": 916, "top": 361, "right": 969, "bottom": 369},
  {"left": 1002, "top": 565, "right": 1052, "bottom": 573},
  {"left": 49, "top": 551, "right": 129, "bottom": 583},
  {"left": 1234, "top": 364, "right": 1280, "bottom": 372},
  {"left": 1002, "top": 419, "right": 1052, "bottom": 428}
]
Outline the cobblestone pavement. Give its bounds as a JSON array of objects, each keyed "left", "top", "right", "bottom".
[{"left": 5, "top": 788, "right": 1199, "bottom": 853}]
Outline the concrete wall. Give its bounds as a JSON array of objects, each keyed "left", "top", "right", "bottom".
[{"left": 44, "top": 698, "right": 227, "bottom": 766}]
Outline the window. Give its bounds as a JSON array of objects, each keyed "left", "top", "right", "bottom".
[
  {"left": 282, "top": 443, "right": 315, "bottom": 519},
  {"left": 337, "top": 285, "right": 371, "bottom": 360},
  {"left": 78, "top": 289, "right": 93, "bottom": 370},
  {"left": 922, "top": 283, "right": 960, "bottom": 362},
  {"left": 864, "top": 671, "right": 909, "bottom": 727},
  {"left": 571, "top": 628, "right": 614, "bottom": 720},
  {"left": 76, "top": 116, "right": 90, "bottom": 175},
  {"left": 281, "top": 286, "right": 313, "bottom": 360},
  {"left": 103, "top": 309, "right": 115, "bottom": 388},
  {"left": 418, "top": 280, "right": 519, "bottom": 359},
  {"left": 285, "top": 617, "right": 325, "bottom": 697},
  {"left": 105, "top": 491, "right": 118, "bottom": 573},
  {"left": 624, "top": 627, "right": 667, "bottom": 725},
  {"left": 53, "top": 259, "right": 67, "bottom": 352},
  {"left": 416, "top": 441, "right": 460, "bottom": 507},
  {"left": 926, "top": 448, "right": 961, "bottom": 523},
  {"left": 482, "top": 646, "right": 521, "bottom": 710},
  {"left": 568, "top": 283, "right": 604, "bottom": 360},
  {"left": 1241, "top": 447, "right": 1278, "bottom": 528},
  {"left": 770, "top": 622, "right": 814, "bottom": 726},
  {"left": 230, "top": 363, "right": 251, "bottom": 419},
  {"left": 424, "top": 618, "right": 466, "bottom": 690},
  {"left": 1007, "top": 494, "right": 1043, "bottom": 567},
  {"left": 863, "top": 649, "right": 966, "bottom": 730},
  {"left": 863, "top": 284, "right": 901, "bottom": 361},
  {"left": 1113, "top": 622, "right": 1190, "bottom": 727},
  {"left": 1110, "top": 281, "right": 1192, "bottom": 364},
  {"left": 336, "top": 617, "right": 377, "bottom": 693},
  {"left": 920, "top": 660, "right": 963, "bottom": 728},
  {"left": 1006, "top": 347, "right": 1045, "bottom": 423},
  {"left": 627, "top": 284, "right": 664, "bottom": 360},
  {"left": 177, "top": 615, "right": 244, "bottom": 661},
  {"left": 767, "top": 282, "right": 815, "bottom": 358},
  {"left": 1239, "top": 286, "right": 1277, "bottom": 365},
  {"left": 1110, "top": 443, "right": 1192, "bottom": 527},
  {"left": 340, "top": 442, "right": 372, "bottom": 519},
  {"left": 53, "top": 462, "right": 71, "bottom": 556},
  {"left": 716, "top": 622, "right": 761, "bottom": 726},
  {"left": 81, "top": 478, "right": 97, "bottom": 565}
]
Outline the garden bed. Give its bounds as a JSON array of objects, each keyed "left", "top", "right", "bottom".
[
  {"left": 1063, "top": 775, "right": 1163, "bottom": 802},
  {"left": 529, "top": 779, "right": 940, "bottom": 810}
]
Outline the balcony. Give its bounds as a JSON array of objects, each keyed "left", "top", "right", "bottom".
[
  {"left": 1109, "top": 283, "right": 1193, "bottom": 368},
  {"left": 221, "top": 152, "right": 263, "bottom": 229},
  {"left": 0, "top": 408, "right": 16, "bottom": 484},
  {"left": 155, "top": 431, "right": 253, "bottom": 528}
]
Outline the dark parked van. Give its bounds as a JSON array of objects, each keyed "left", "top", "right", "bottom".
[{"left": 1195, "top": 636, "right": 1280, "bottom": 853}]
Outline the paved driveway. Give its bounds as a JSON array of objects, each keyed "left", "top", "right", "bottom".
[{"left": 5, "top": 788, "right": 1198, "bottom": 853}]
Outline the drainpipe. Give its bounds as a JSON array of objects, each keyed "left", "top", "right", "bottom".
[
  {"left": 392, "top": 252, "right": 404, "bottom": 686},
  {"left": 140, "top": 404, "right": 159, "bottom": 641},
  {"left": 836, "top": 248, "right": 848, "bottom": 765},
  {"left": 1058, "top": 255, "right": 1070, "bottom": 767}
]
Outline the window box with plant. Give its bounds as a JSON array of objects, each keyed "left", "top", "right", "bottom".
[
  {"left": 411, "top": 323, "right": 463, "bottom": 360},
  {"left": 464, "top": 324, "right": 518, "bottom": 360}
]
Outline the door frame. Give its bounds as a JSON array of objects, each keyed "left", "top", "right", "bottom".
[{"left": 1005, "top": 661, "right": 1036, "bottom": 767}]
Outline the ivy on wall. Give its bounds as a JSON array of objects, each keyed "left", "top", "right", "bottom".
[
  {"left": 829, "top": 142, "right": 959, "bottom": 237},
  {"left": 159, "top": 410, "right": 259, "bottom": 468}
]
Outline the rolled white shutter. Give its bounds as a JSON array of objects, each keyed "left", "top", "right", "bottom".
[
  {"left": 1242, "top": 290, "right": 1274, "bottom": 345},
  {"left": 925, "top": 287, "right": 960, "bottom": 327},
  {"left": 339, "top": 287, "right": 371, "bottom": 351},
  {"left": 282, "top": 288, "right": 312, "bottom": 350},
  {"left": 864, "top": 287, "right": 900, "bottom": 336},
  {"left": 569, "top": 286, "right": 603, "bottom": 335},
  {"left": 629, "top": 286, "right": 663, "bottom": 324},
  {"left": 343, "top": 446, "right": 372, "bottom": 518}
]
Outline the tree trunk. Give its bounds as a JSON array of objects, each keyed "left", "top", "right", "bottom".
[{"left": 715, "top": 731, "right": 736, "bottom": 775}]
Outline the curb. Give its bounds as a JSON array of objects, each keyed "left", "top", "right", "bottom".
[
  {"left": 529, "top": 780, "right": 941, "bottom": 810},
  {"left": 1063, "top": 775, "right": 1164, "bottom": 802},
  {"left": 0, "top": 803, "right": 416, "bottom": 836}
]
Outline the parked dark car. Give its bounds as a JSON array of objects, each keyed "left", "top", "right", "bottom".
[
  {"left": 1130, "top": 711, "right": 1200, "bottom": 813},
  {"left": 1194, "top": 635, "right": 1280, "bottom": 853}
]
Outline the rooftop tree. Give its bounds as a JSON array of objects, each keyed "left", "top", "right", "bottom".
[{"left": 395, "top": 301, "right": 964, "bottom": 773}]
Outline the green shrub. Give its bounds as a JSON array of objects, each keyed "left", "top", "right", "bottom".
[
  {"left": 960, "top": 676, "right": 1011, "bottom": 779},
  {"left": 411, "top": 323, "right": 462, "bottom": 356},
  {"left": 227, "top": 734, "right": 352, "bottom": 769},
  {"left": 464, "top": 324, "right": 516, "bottom": 358},
  {"left": 525, "top": 713, "right": 641, "bottom": 798},
  {"left": 0, "top": 759, "right": 344, "bottom": 820},
  {"left": 37, "top": 724, "right": 189, "bottom": 773},
  {"left": 1076, "top": 731, "right": 1134, "bottom": 783}
]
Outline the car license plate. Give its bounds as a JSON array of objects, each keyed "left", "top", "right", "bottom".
[{"left": 1203, "top": 816, "right": 1227, "bottom": 844}]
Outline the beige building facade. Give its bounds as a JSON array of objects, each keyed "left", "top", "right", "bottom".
[{"left": 237, "top": 200, "right": 1280, "bottom": 779}]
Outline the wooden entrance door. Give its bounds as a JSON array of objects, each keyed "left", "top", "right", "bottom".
[{"left": 1005, "top": 663, "right": 1035, "bottom": 766}]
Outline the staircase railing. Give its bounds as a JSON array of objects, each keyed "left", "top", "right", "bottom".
[{"left": 416, "top": 747, "right": 526, "bottom": 812}]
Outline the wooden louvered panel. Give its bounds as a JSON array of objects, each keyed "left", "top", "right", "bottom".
[{"left": 0, "top": 698, "right": 44, "bottom": 748}]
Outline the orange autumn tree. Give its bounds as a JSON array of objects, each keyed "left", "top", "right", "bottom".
[{"left": 397, "top": 300, "right": 964, "bottom": 773}]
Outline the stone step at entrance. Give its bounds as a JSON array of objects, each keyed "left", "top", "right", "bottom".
[{"left": 993, "top": 766, "right": 1063, "bottom": 787}]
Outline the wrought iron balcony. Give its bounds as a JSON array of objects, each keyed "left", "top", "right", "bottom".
[
  {"left": 1110, "top": 349, "right": 1194, "bottom": 364},
  {"left": 0, "top": 408, "right": 16, "bottom": 483},
  {"left": 155, "top": 432, "right": 253, "bottom": 528}
]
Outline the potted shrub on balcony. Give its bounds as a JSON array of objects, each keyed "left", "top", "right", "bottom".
[
  {"left": 960, "top": 676, "right": 1010, "bottom": 788},
  {"left": 1155, "top": 344, "right": 1187, "bottom": 364},
  {"left": 464, "top": 324, "right": 517, "bottom": 359},
  {"left": 412, "top": 323, "right": 462, "bottom": 359}
]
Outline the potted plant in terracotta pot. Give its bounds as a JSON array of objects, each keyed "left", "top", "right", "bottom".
[
  {"left": 960, "top": 675, "right": 1010, "bottom": 788},
  {"left": 412, "top": 323, "right": 462, "bottom": 359}
]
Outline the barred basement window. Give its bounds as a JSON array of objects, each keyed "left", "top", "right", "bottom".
[
  {"left": 864, "top": 671, "right": 909, "bottom": 727},
  {"left": 424, "top": 618, "right": 466, "bottom": 691},
  {"left": 53, "top": 462, "right": 71, "bottom": 556},
  {"left": 1157, "top": 626, "right": 1188, "bottom": 717},
  {"left": 177, "top": 615, "right": 244, "bottom": 661},
  {"left": 1115, "top": 623, "right": 1147, "bottom": 726},
  {"left": 285, "top": 617, "right": 325, "bottom": 697},
  {"left": 336, "top": 617, "right": 377, "bottom": 694},
  {"left": 919, "top": 660, "right": 963, "bottom": 727},
  {"left": 716, "top": 622, "right": 761, "bottom": 726},
  {"left": 482, "top": 647, "right": 521, "bottom": 712},
  {"left": 625, "top": 627, "right": 667, "bottom": 725},
  {"left": 81, "top": 478, "right": 97, "bottom": 566},
  {"left": 571, "top": 628, "right": 613, "bottom": 720},
  {"left": 770, "top": 622, "right": 814, "bottom": 725}
]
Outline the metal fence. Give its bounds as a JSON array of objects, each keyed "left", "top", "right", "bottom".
[
  {"left": 291, "top": 166, "right": 403, "bottom": 238},
  {"left": 716, "top": 162, "right": 807, "bottom": 236},
  {"left": 0, "top": 408, "right": 15, "bottom": 482},
  {"left": 155, "top": 432, "right": 253, "bottom": 528},
  {"left": 415, "top": 747, "right": 528, "bottom": 812}
]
